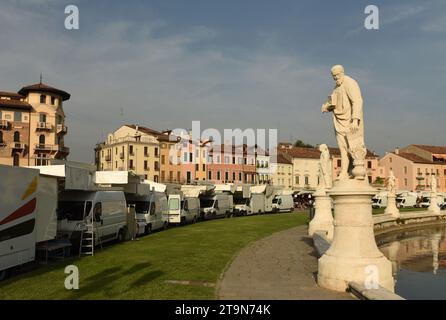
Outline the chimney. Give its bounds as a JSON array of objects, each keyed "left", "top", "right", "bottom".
[{"left": 395, "top": 147, "right": 399, "bottom": 155}]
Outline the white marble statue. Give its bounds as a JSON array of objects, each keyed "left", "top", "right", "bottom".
[
  {"left": 318, "top": 144, "right": 332, "bottom": 190},
  {"left": 322, "top": 65, "right": 367, "bottom": 180},
  {"left": 387, "top": 170, "right": 396, "bottom": 195},
  {"left": 432, "top": 176, "right": 437, "bottom": 194}
]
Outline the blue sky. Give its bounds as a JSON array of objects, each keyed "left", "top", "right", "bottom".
[{"left": 1, "top": 0, "right": 445, "bottom": 162}]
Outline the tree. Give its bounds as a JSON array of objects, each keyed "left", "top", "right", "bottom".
[
  {"left": 374, "top": 176, "right": 384, "bottom": 185},
  {"left": 293, "top": 139, "right": 314, "bottom": 148}
]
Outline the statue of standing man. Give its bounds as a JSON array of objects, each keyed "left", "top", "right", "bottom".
[{"left": 322, "top": 65, "right": 367, "bottom": 181}]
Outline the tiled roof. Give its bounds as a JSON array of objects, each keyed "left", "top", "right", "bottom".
[
  {"left": 126, "top": 124, "right": 180, "bottom": 143},
  {"left": 396, "top": 152, "right": 434, "bottom": 164},
  {"left": 0, "top": 91, "right": 24, "bottom": 99},
  {"left": 18, "top": 83, "right": 70, "bottom": 101},
  {"left": 281, "top": 146, "right": 321, "bottom": 159},
  {"left": 0, "top": 99, "right": 32, "bottom": 110},
  {"left": 329, "top": 147, "right": 378, "bottom": 158},
  {"left": 412, "top": 145, "right": 446, "bottom": 155},
  {"left": 274, "top": 153, "right": 292, "bottom": 165}
]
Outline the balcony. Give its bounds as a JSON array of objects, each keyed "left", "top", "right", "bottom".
[
  {"left": 36, "top": 122, "right": 53, "bottom": 131},
  {"left": 56, "top": 124, "right": 68, "bottom": 135},
  {"left": 11, "top": 142, "right": 25, "bottom": 150},
  {"left": 0, "top": 120, "right": 11, "bottom": 130},
  {"left": 57, "top": 146, "right": 70, "bottom": 154},
  {"left": 35, "top": 143, "right": 56, "bottom": 152}
]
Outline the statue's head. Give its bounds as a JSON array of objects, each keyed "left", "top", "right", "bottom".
[
  {"left": 319, "top": 144, "right": 328, "bottom": 153},
  {"left": 331, "top": 65, "right": 345, "bottom": 86}
]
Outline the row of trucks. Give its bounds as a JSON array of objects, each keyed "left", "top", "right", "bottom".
[
  {"left": 0, "top": 163, "right": 294, "bottom": 279},
  {"left": 372, "top": 190, "right": 446, "bottom": 209}
]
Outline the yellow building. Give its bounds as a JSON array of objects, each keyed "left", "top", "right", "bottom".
[
  {"left": 270, "top": 153, "right": 293, "bottom": 189},
  {"left": 0, "top": 82, "right": 70, "bottom": 166}
]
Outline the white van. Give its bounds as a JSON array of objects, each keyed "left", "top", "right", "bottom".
[
  {"left": 234, "top": 194, "right": 265, "bottom": 216},
  {"left": 272, "top": 194, "right": 294, "bottom": 213},
  {"left": 372, "top": 192, "right": 388, "bottom": 209},
  {"left": 396, "top": 192, "right": 418, "bottom": 208},
  {"left": 126, "top": 191, "right": 168, "bottom": 234},
  {"left": 57, "top": 190, "right": 127, "bottom": 245},
  {"left": 200, "top": 193, "right": 234, "bottom": 219},
  {"left": 168, "top": 195, "right": 200, "bottom": 224}
]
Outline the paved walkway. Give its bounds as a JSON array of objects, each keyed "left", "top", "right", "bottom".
[{"left": 217, "top": 225, "right": 354, "bottom": 300}]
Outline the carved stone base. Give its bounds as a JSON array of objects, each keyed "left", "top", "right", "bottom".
[
  {"left": 317, "top": 179, "right": 394, "bottom": 292},
  {"left": 429, "top": 193, "right": 441, "bottom": 214},
  {"left": 309, "top": 190, "right": 334, "bottom": 240},
  {"left": 384, "top": 194, "right": 399, "bottom": 218}
]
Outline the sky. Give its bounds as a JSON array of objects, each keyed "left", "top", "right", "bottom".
[{"left": 0, "top": 0, "right": 445, "bottom": 163}]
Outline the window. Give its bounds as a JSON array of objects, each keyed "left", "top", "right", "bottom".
[
  {"left": 183, "top": 152, "right": 188, "bottom": 162},
  {"left": 337, "top": 159, "right": 341, "bottom": 167},
  {"left": 14, "top": 111, "right": 21, "bottom": 122},
  {"left": 189, "top": 152, "right": 193, "bottom": 162},
  {"left": 144, "top": 147, "right": 148, "bottom": 156},
  {"left": 232, "top": 157, "right": 235, "bottom": 164},
  {"left": 129, "top": 145, "right": 134, "bottom": 155},
  {"left": 115, "top": 161, "right": 118, "bottom": 169},
  {"left": 389, "top": 157, "right": 392, "bottom": 163},
  {"left": 225, "top": 156, "right": 230, "bottom": 164},
  {"left": 14, "top": 131, "right": 20, "bottom": 142},
  {"left": 51, "top": 96, "right": 56, "bottom": 105},
  {"left": 367, "top": 161, "right": 372, "bottom": 169},
  {"left": 13, "top": 153, "right": 20, "bottom": 166},
  {"left": 404, "top": 178, "right": 408, "bottom": 186},
  {"left": 115, "top": 148, "right": 118, "bottom": 155},
  {"left": 39, "top": 134, "right": 45, "bottom": 145},
  {"left": 208, "top": 171, "right": 212, "bottom": 180},
  {"left": 232, "top": 172, "right": 236, "bottom": 181},
  {"left": 216, "top": 155, "right": 220, "bottom": 163},
  {"left": 161, "top": 171, "right": 165, "bottom": 181},
  {"left": 0, "top": 131, "right": 2, "bottom": 143},
  {"left": 161, "top": 155, "right": 165, "bottom": 165},
  {"left": 295, "top": 176, "right": 300, "bottom": 185},
  {"left": 144, "top": 174, "right": 148, "bottom": 180},
  {"left": 143, "top": 161, "right": 147, "bottom": 170},
  {"left": 404, "top": 166, "right": 407, "bottom": 174},
  {"left": 202, "top": 164, "right": 205, "bottom": 171},
  {"left": 155, "top": 148, "right": 159, "bottom": 157},
  {"left": 154, "top": 161, "right": 159, "bottom": 171},
  {"left": 177, "top": 171, "right": 181, "bottom": 182},
  {"left": 129, "top": 159, "right": 134, "bottom": 169},
  {"left": 40, "top": 95, "right": 46, "bottom": 104},
  {"left": 239, "top": 172, "right": 242, "bottom": 181},
  {"left": 305, "top": 176, "right": 309, "bottom": 185},
  {"left": 169, "top": 171, "right": 173, "bottom": 181},
  {"left": 225, "top": 171, "right": 229, "bottom": 181},
  {"left": 195, "top": 164, "right": 199, "bottom": 171},
  {"left": 217, "top": 171, "right": 221, "bottom": 180}
]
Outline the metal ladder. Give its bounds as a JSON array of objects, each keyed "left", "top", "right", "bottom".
[{"left": 79, "top": 217, "right": 102, "bottom": 256}]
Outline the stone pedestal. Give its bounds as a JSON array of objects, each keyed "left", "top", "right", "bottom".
[
  {"left": 309, "top": 190, "right": 334, "bottom": 240},
  {"left": 428, "top": 192, "right": 440, "bottom": 214},
  {"left": 384, "top": 194, "right": 399, "bottom": 218},
  {"left": 317, "top": 179, "right": 394, "bottom": 292}
]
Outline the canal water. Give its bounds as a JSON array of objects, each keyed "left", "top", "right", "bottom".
[{"left": 377, "top": 224, "right": 446, "bottom": 300}]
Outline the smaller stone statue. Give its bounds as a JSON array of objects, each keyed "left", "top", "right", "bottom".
[
  {"left": 318, "top": 144, "right": 332, "bottom": 190},
  {"left": 432, "top": 176, "right": 437, "bottom": 194},
  {"left": 387, "top": 170, "right": 396, "bottom": 196}
]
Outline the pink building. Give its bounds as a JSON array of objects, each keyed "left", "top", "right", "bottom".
[
  {"left": 207, "top": 144, "right": 256, "bottom": 184},
  {"left": 379, "top": 145, "right": 446, "bottom": 192}
]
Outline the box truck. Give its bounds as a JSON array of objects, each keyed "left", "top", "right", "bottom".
[
  {"left": 200, "top": 193, "right": 234, "bottom": 219},
  {"left": 272, "top": 189, "right": 294, "bottom": 213},
  {"left": 0, "top": 165, "right": 58, "bottom": 280},
  {"left": 372, "top": 191, "right": 388, "bottom": 209},
  {"left": 167, "top": 186, "right": 201, "bottom": 224}
]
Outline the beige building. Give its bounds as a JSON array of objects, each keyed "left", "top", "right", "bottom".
[
  {"left": 379, "top": 145, "right": 446, "bottom": 192},
  {"left": 278, "top": 143, "right": 381, "bottom": 190},
  {"left": 96, "top": 125, "right": 163, "bottom": 182},
  {"left": 270, "top": 153, "right": 293, "bottom": 189},
  {"left": 0, "top": 82, "right": 70, "bottom": 167}
]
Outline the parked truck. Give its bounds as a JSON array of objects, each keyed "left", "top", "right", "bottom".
[
  {"left": 395, "top": 191, "right": 419, "bottom": 208},
  {"left": 233, "top": 185, "right": 275, "bottom": 216},
  {"left": 272, "top": 189, "right": 294, "bottom": 213},
  {"left": 0, "top": 165, "right": 58, "bottom": 280},
  {"left": 57, "top": 190, "right": 128, "bottom": 244},
  {"left": 372, "top": 191, "right": 388, "bottom": 209},
  {"left": 167, "top": 186, "right": 201, "bottom": 225},
  {"left": 200, "top": 193, "right": 234, "bottom": 219}
]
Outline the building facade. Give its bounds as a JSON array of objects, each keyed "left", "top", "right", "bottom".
[
  {"left": 0, "top": 82, "right": 70, "bottom": 167},
  {"left": 270, "top": 153, "right": 293, "bottom": 189},
  {"left": 379, "top": 146, "right": 446, "bottom": 192}
]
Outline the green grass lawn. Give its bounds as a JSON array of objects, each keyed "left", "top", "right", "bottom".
[{"left": 0, "top": 212, "right": 308, "bottom": 300}]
